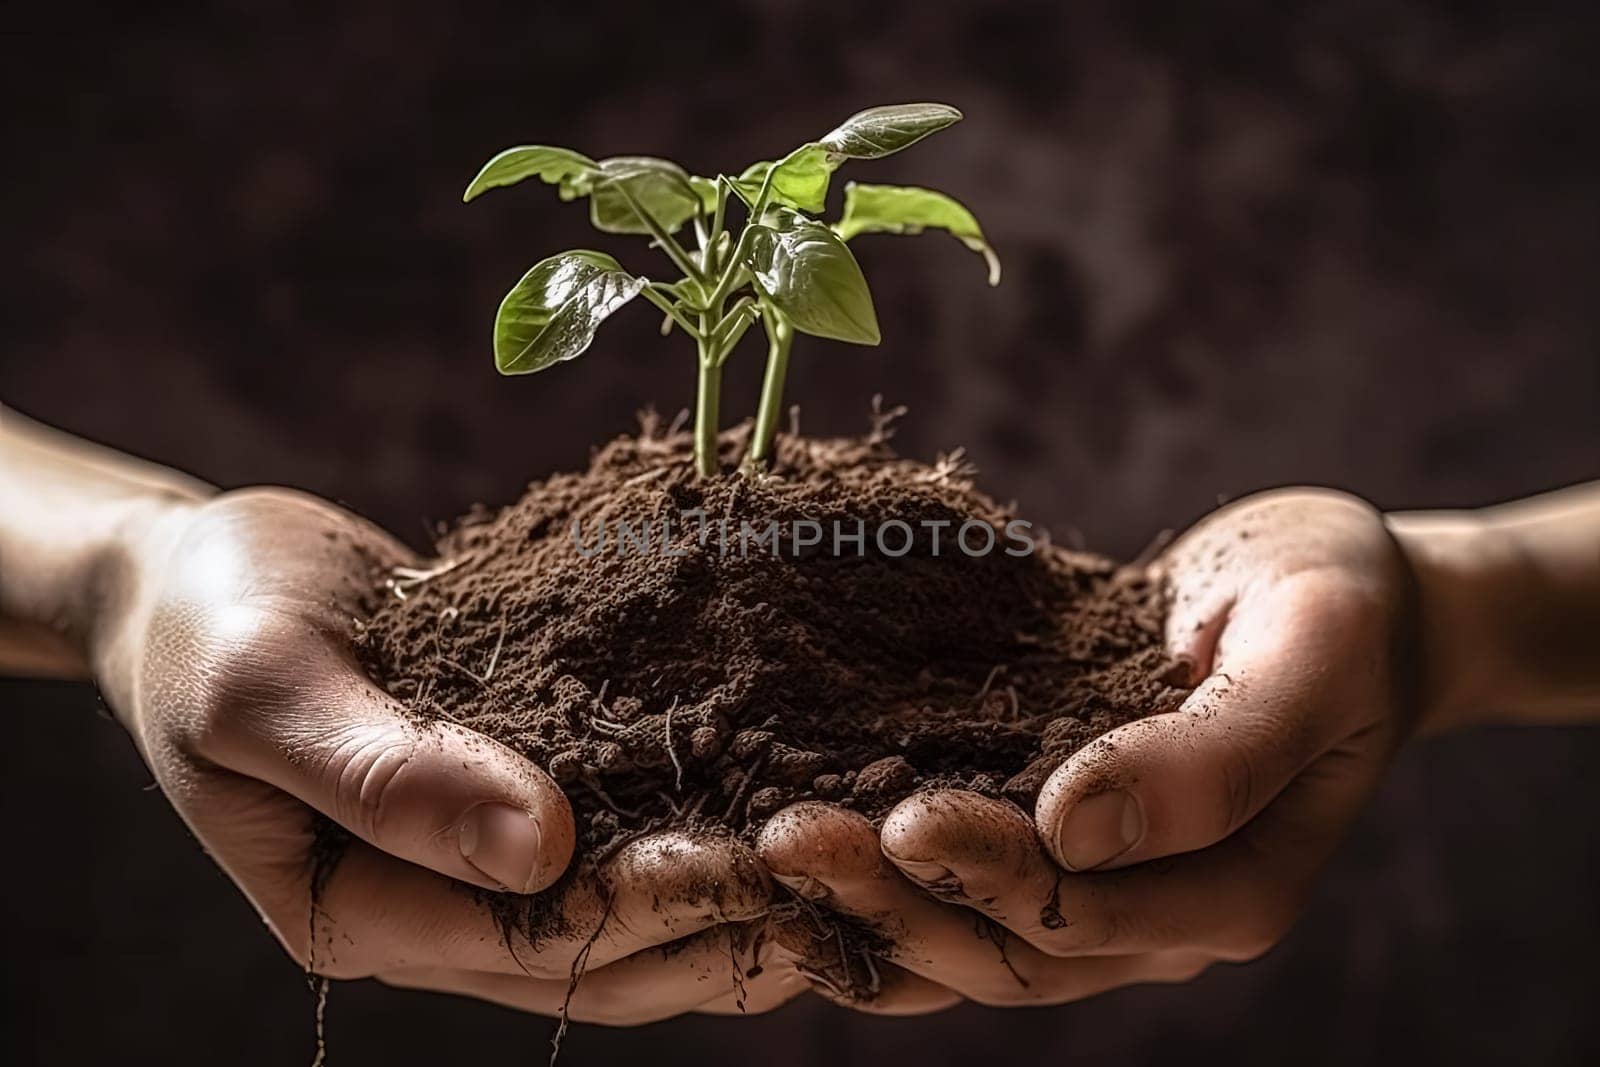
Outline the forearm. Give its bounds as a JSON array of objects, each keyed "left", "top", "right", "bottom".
[
  {"left": 0, "top": 406, "right": 213, "bottom": 678},
  {"left": 1388, "top": 482, "right": 1600, "bottom": 731}
]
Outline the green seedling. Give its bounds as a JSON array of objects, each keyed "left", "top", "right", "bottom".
[{"left": 464, "top": 102, "right": 1000, "bottom": 477}]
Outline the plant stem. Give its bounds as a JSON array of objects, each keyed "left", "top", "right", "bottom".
[
  {"left": 708, "top": 296, "right": 758, "bottom": 358},
  {"left": 694, "top": 324, "right": 722, "bottom": 478},
  {"left": 707, "top": 230, "right": 755, "bottom": 310},
  {"left": 748, "top": 310, "right": 793, "bottom": 466},
  {"left": 640, "top": 286, "right": 703, "bottom": 339},
  {"left": 612, "top": 181, "right": 707, "bottom": 286},
  {"left": 705, "top": 167, "right": 779, "bottom": 310},
  {"left": 707, "top": 179, "right": 730, "bottom": 270}
]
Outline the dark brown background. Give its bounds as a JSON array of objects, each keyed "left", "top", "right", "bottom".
[{"left": 3, "top": 1, "right": 1598, "bottom": 1064}]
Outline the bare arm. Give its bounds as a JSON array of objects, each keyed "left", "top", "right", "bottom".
[
  {"left": 1390, "top": 483, "right": 1600, "bottom": 730},
  {"left": 0, "top": 405, "right": 211, "bottom": 678}
]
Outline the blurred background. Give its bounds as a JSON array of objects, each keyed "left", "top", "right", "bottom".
[{"left": 3, "top": 0, "right": 1598, "bottom": 1063}]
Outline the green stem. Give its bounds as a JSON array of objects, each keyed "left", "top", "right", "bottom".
[
  {"left": 707, "top": 231, "right": 754, "bottom": 310},
  {"left": 708, "top": 296, "right": 758, "bottom": 358},
  {"left": 612, "top": 181, "right": 707, "bottom": 286},
  {"left": 640, "top": 286, "right": 703, "bottom": 340},
  {"left": 705, "top": 167, "right": 778, "bottom": 310},
  {"left": 707, "top": 178, "right": 730, "bottom": 271},
  {"left": 748, "top": 310, "right": 794, "bottom": 466},
  {"left": 694, "top": 326, "right": 722, "bottom": 478}
]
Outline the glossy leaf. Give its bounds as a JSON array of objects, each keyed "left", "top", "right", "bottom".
[
  {"left": 463, "top": 145, "right": 598, "bottom": 202},
  {"left": 819, "top": 103, "right": 962, "bottom": 160},
  {"left": 742, "top": 208, "right": 879, "bottom": 345},
  {"left": 565, "top": 156, "right": 703, "bottom": 235},
  {"left": 494, "top": 251, "right": 645, "bottom": 374},
  {"left": 732, "top": 104, "right": 963, "bottom": 216},
  {"left": 835, "top": 182, "right": 1000, "bottom": 285},
  {"left": 737, "top": 143, "right": 835, "bottom": 213}
]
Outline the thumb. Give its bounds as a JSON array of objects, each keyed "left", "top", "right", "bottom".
[
  {"left": 1036, "top": 576, "right": 1368, "bottom": 871},
  {"left": 199, "top": 641, "right": 576, "bottom": 894}
]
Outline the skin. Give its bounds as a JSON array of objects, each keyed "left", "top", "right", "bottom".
[
  {"left": 769, "top": 485, "right": 1600, "bottom": 1008},
  {"left": 0, "top": 407, "right": 776, "bottom": 1016},
  {"left": 4, "top": 404, "right": 1596, "bottom": 1019}
]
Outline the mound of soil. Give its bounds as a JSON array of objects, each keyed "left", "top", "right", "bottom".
[{"left": 351, "top": 412, "right": 1187, "bottom": 992}]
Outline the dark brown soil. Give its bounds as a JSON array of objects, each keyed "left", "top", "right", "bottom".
[{"left": 351, "top": 411, "right": 1187, "bottom": 993}]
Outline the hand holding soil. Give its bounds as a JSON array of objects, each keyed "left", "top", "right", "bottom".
[
  {"left": 777, "top": 489, "right": 1416, "bottom": 1008},
  {"left": 6, "top": 406, "right": 1599, "bottom": 1034},
  {"left": 804, "top": 483, "right": 1600, "bottom": 1010},
  {"left": 0, "top": 412, "right": 780, "bottom": 1022}
]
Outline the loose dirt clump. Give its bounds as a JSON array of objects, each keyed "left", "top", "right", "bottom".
[{"left": 351, "top": 412, "right": 1187, "bottom": 994}]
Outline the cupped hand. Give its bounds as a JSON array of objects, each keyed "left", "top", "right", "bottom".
[
  {"left": 98, "top": 487, "right": 774, "bottom": 1022},
  {"left": 760, "top": 488, "right": 1415, "bottom": 1007}
]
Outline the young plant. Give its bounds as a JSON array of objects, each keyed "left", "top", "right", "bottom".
[{"left": 464, "top": 102, "right": 1000, "bottom": 477}]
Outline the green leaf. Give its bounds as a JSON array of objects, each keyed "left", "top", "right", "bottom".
[
  {"left": 566, "top": 156, "right": 703, "bottom": 235},
  {"left": 463, "top": 145, "right": 599, "bottom": 202},
  {"left": 819, "top": 103, "right": 962, "bottom": 160},
  {"left": 737, "top": 143, "right": 835, "bottom": 213},
  {"left": 835, "top": 182, "right": 1000, "bottom": 285},
  {"left": 733, "top": 104, "right": 963, "bottom": 216},
  {"left": 494, "top": 251, "right": 645, "bottom": 374},
  {"left": 689, "top": 175, "right": 720, "bottom": 215},
  {"left": 742, "top": 208, "right": 879, "bottom": 345}
]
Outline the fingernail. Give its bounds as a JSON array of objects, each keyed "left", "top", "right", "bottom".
[
  {"left": 1055, "top": 790, "right": 1143, "bottom": 871},
  {"left": 460, "top": 803, "right": 544, "bottom": 893}
]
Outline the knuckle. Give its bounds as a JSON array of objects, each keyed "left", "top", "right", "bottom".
[
  {"left": 1216, "top": 745, "right": 1260, "bottom": 837},
  {"left": 324, "top": 728, "right": 416, "bottom": 840}
]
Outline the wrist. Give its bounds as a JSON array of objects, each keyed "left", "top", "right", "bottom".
[
  {"left": 79, "top": 491, "right": 204, "bottom": 715},
  {"left": 2, "top": 489, "right": 200, "bottom": 678},
  {"left": 1386, "top": 510, "right": 1518, "bottom": 732},
  {"left": 0, "top": 407, "right": 212, "bottom": 678},
  {"left": 1388, "top": 491, "right": 1600, "bottom": 731}
]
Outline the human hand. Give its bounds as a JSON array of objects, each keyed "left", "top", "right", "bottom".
[
  {"left": 757, "top": 488, "right": 1414, "bottom": 1007},
  {"left": 94, "top": 487, "right": 775, "bottom": 1022}
]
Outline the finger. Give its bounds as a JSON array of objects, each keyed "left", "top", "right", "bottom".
[
  {"left": 881, "top": 790, "right": 1078, "bottom": 952},
  {"left": 183, "top": 611, "right": 575, "bottom": 894},
  {"left": 1036, "top": 576, "right": 1378, "bottom": 870},
  {"left": 380, "top": 924, "right": 777, "bottom": 1025},
  {"left": 696, "top": 921, "right": 960, "bottom": 1016},
  {"left": 779, "top": 955, "right": 962, "bottom": 1016},
  {"left": 176, "top": 764, "right": 772, "bottom": 979},
  {"left": 883, "top": 791, "right": 1235, "bottom": 971},
  {"left": 694, "top": 956, "right": 814, "bottom": 1016},
  {"left": 1028, "top": 736, "right": 1388, "bottom": 958},
  {"left": 758, "top": 803, "right": 1204, "bottom": 1006},
  {"left": 322, "top": 828, "right": 772, "bottom": 979}
]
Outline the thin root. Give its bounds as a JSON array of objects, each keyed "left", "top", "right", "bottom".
[
  {"left": 795, "top": 964, "right": 846, "bottom": 999},
  {"left": 663, "top": 697, "right": 684, "bottom": 791},
  {"left": 550, "top": 894, "right": 613, "bottom": 1067},
  {"left": 385, "top": 555, "right": 473, "bottom": 600}
]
